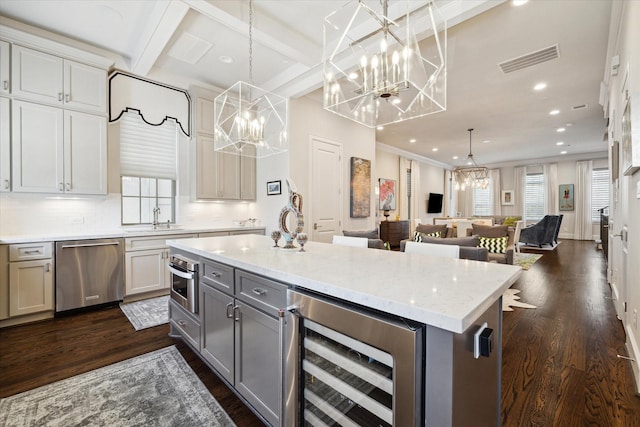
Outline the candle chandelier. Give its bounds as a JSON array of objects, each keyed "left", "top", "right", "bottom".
[
  {"left": 323, "top": 0, "right": 446, "bottom": 128},
  {"left": 454, "top": 129, "right": 489, "bottom": 191},
  {"left": 214, "top": 0, "right": 288, "bottom": 158}
]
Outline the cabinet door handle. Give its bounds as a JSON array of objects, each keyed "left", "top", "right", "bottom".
[
  {"left": 252, "top": 287, "right": 267, "bottom": 296},
  {"left": 233, "top": 305, "right": 241, "bottom": 322},
  {"left": 59, "top": 182, "right": 64, "bottom": 191},
  {"left": 58, "top": 92, "right": 63, "bottom": 102},
  {"left": 45, "top": 263, "right": 51, "bottom": 272},
  {"left": 2, "top": 81, "right": 7, "bottom": 90},
  {"left": 3, "top": 179, "right": 8, "bottom": 189},
  {"left": 66, "top": 182, "right": 71, "bottom": 191},
  {"left": 226, "top": 302, "right": 234, "bottom": 318},
  {"left": 65, "top": 94, "right": 70, "bottom": 103}
]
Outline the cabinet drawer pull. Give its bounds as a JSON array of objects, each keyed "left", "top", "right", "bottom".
[
  {"left": 210, "top": 271, "right": 221, "bottom": 278},
  {"left": 226, "top": 302, "right": 234, "bottom": 318},
  {"left": 252, "top": 287, "right": 267, "bottom": 296},
  {"left": 233, "top": 305, "right": 241, "bottom": 321},
  {"left": 177, "top": 319, "right": 186, "bottom": 327},
  {"left": 23, "top": 250, "right": 42, "bottom": 254}
]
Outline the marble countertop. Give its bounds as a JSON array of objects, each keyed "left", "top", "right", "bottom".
[
  {"left": 0, "top": 225, "right": 266, "bottom": 244},
  {"left": 169, "top": 235, "right": 522, "bottom": 334}
]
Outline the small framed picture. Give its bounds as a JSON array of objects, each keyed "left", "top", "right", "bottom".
[
  {"left": 501, "top": 190, "right": 514, "bottom": 205},
  {"left": 266, "top": 180, "right": 281, "bottom": 195}
]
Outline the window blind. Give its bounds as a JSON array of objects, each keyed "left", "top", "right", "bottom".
[
  {"left": 525, "top": 173, "right": 545, "bottom": 221},
  {"left": 120, "top": 111, "right": 177, "bottom": 179},
  {"left": 591, "top": 168, "right": 609, "bottom": 222},
  {"left": 473, "top": 186, "right": 491, "bottom": 216}
]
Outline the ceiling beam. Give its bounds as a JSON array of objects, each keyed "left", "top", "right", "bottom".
[{"left": 130, "top": 1, "right": 190, "bottom": 76}]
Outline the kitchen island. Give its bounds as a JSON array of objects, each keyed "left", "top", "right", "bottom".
[{"left": 169, "top": 234, "right": 522, "bottom": 426}]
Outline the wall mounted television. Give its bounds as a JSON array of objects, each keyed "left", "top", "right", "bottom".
[{"left": 427, "top": 193, "right": 443, "bottom": 213}]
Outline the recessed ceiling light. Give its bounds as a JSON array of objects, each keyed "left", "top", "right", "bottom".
[
  {"left": 560, "top": 150, "right": 567, "bottom": 154},
  {"left": 565, "top": 122, "right": 573, "bottom": 127},
  {"left": 409, "top": 138, "right": 416, "bottom": 143},
  {"left": 482, "top": 140, "right": 490, "bottom": 144},
  {"left": 557, "top": 127, "right": 566, "bottom": 132},
  {"left": 219, "top": 55, "right": 234, "bottom": 64},
  {"left": 556, "top": 141, "right": 565, "bottom": 146},
  {"left": 534, "top": 82, "right": 547, "bottom": 91},
  {"left": 377, "top": 126, "right": 384, "bottom": 131},
  {"left": 512, "top": 0, "right": 529, "bottom": 5},
  {"left": 453, "top": 156, "right": 459, "bottom": 160},
  {"left": 432, "top": 148, "right": 438, "bottom": 152},
  {"left": 348, "top": 72, "right": 358, "bottom": 80},
  {"left": 549, "top": 109, "right": 560, "bottom": 115},
  {"left": 392, "top": 99, "right": 401, "bottom": 105}
]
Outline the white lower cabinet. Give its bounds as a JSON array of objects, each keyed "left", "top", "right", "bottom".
[
  {"left": 8, "top": 243, "right": 54, "bottom": 317},
  {"left": 198, "top": 263, "right": 284, "bottom": 426},
  {"left": 124, "top": 234, "right": 196, "bottom": 296}
]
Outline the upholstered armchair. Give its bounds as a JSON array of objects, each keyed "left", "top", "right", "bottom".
[{"left": 519, "top": 215, "right": 562, "bottom": 248}]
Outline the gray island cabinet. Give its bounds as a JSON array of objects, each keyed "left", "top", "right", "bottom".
[{"left": 168, "top": 235, "right": 522, "bottom": 426}]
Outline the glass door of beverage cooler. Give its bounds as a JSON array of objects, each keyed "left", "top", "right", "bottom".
[{"left": 287, "top": 290, "right": 424, "bottom": 426}]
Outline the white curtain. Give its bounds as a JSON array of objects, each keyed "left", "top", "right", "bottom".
[
  {"left": 490, "top": 169, "right": 501, "bottom": 215},
  {"left": 514, "top": 166, "right": 526, "bottom": 217},
  {"left": 399, "top": 158, "right": 420, "bottom": 233},
  {"left": 574, "top": 160, "right": 593, "bottom": 240},
  {"left": 545, "top": 163, "right": 558, "bottom": 214}
]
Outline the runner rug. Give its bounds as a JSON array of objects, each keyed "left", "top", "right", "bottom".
[
  {"left": 0, "top": 346, "right": 236, "bottom": 427},
  {"left": 120, "top": 295, "right": 169, "bottom": 330}
]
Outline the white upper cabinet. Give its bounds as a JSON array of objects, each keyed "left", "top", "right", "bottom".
[
  {"left": 0, "top": 97, "right": 10, "bottom": 192},
  {"left": 12, "top": 100, "right": 106, "bottom": 195},
  {"left": 196, "top": 97, "right": 215, "bottom": 134},
  {"left": 11, "top": 45, "right": 106, "bottom": 114},
  {"left": 0, "top": 40, "right": 9, "bottom": 94}
]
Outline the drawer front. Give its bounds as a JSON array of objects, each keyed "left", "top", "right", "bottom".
[
  {"left": 9, "top": 242, "right": 53, "bottom": 261},
  {"left": 169, "top": 300, "right": 201, "bottom": 349},
  {"left": 125, "top": 234, "right": 197, "bottom": 251},
  {"left": 201, "top": 259, "right": 234, "bottom": 294},
  {"left": 235, "top": 269, "right": 287, "bottom": 314}
]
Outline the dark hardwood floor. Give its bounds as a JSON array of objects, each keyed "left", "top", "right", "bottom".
[{"left": 1, "top": 239, "right": 638, "bottom": 426}]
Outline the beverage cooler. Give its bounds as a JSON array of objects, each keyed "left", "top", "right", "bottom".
[{"left": 286, "top": 289, "right": 424, "bottom": 426}]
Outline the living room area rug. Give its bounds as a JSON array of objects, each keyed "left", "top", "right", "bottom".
[
  {"left": 0, "top": 346, "right": 236, "bottom": 427},
  {"left": 514, "top": 252, "right": 543, "bottom": 270},
  {"left": 120, "top": 295, "right": 169, "bottom": 331}
]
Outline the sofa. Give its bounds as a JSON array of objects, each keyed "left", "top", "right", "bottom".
[
  {"left": 399, "top": 224, "right": 489, "bottom": 261},
  {"left": 466, "top": 223, "right": 515, "bottom": 265},
  {"left": 342, "top": 229, "right": 385, "bottom": 249},
  {"left": 519, "top": 215, "right": 563, "bottom": 248}
]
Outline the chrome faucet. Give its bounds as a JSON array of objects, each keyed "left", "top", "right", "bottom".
[{"left": 152, "top": 207, "right": 161, "bottom": 229}]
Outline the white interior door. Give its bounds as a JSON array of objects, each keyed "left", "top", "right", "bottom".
[{"left": 310, "top": 137, "right": 342, "bottom": 243}]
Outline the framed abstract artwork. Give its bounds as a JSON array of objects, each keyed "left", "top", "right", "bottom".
[
  {"left": 559, "top": 184, "right": 574, "bottom": 211},
  {"left": 266, "top": 180, "right": 281, "bottom": 195},
  {"left": 379, "top": 178, "right": 396, "bottom": 210},
  {"left": 501, "top": 190, "right": 514, "bottom": 205},
  {"left": 350, "top": 157, "right": 371, "bottom": 218}
]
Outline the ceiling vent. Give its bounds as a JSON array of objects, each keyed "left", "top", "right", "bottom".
[
  {"left": 167, "top": 32, "right": 213, "bottom": 65},
  {"left": 572, "top": 104, "right": 588, "bottom": 111},
  {"left": 498, "top": 45, "right": 560, "bottom": 74}
]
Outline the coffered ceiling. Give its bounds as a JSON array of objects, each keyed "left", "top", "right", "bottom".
[{"left": 0, "top": 0, "right": 613, "bottom": 167}]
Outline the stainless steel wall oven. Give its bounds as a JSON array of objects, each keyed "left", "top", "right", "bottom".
[
  {"left": 168, "top": 254, "right": 198, "bottom": 313},
  {"left": 286, "top": 289, "right": 424, "bottom": 426}
]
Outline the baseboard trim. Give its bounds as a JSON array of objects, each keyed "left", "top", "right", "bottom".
[
  {"left": 625, "top": 323, "right": 640, "bottom": 395},
  {"left": 558, "top": 233, "right": 575, "bottom": 239}
]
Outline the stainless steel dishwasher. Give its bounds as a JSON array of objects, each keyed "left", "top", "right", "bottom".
[{"left": 55, "top": 238, "right": 124, "bottom": 312}]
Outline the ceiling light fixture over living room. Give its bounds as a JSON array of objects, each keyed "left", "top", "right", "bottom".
[
  {"left": 323, "top": 0, "right": 447, "bottom": 128},
  {"left": 454, "top": 128, "right": 489, "bottom": 191},
  {"left": 213, "top": 0, "right": 288, "bottom": 158}
]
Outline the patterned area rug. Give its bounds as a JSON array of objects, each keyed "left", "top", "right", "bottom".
[
  {"left": 0, "top": 346, "right": 236, "bottom": 427},
  {"left": 120, "top": 295, "right": 169, "bottom": 331},
  {"left": 514, "top": 252, "right": 543, "bottom": 270},
  {"left": 503, "top": 288, "right": 536, "bottom": 312}
]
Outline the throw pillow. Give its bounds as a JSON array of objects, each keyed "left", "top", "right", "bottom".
[
  {"left": 479, "top": 236, "right": 508, "bottom": 254},
  {"left": 413, "top": 231, "right": 441, "bottom": 242},
  {"left": 502, "top": 216, "right": 518, "bottom": 227},
  {"left": 415, "top": 224, "right": 448, "bottom": 235},
  {"left": 471, "top": 223, "right": 508, "bottom": 238}
]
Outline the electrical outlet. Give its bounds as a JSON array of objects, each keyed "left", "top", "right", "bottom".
[{"left": 634, "top": 309, "right": 638, "bottom": 330}]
